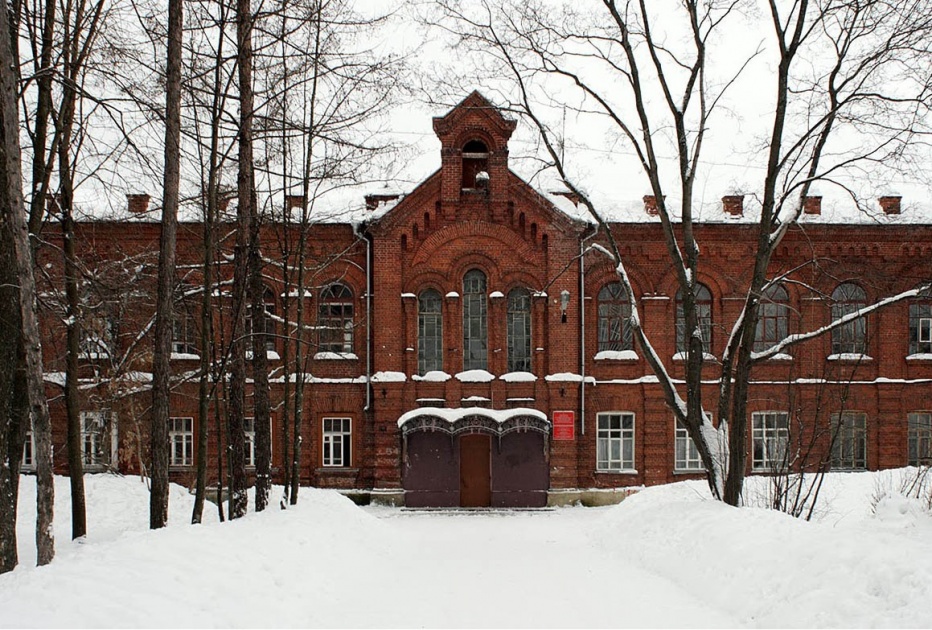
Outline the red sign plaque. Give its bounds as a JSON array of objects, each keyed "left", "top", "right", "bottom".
[{"left": 552, "top": 410, "right": 575, "bottom": 441}]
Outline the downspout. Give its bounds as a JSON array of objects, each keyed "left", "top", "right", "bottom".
[
  {"left": 360, "top": 224, "right": 373, "bottom": 412},
  {"left": 579, "top": 222, "right": 598, "bottom": 435}
]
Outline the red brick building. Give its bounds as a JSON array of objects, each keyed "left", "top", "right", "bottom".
[{"left": 25, "top": 91, "right": 932, "bottom": 507}]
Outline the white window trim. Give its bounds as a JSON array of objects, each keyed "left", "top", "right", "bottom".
[
  {"left": 596, "top": 412, "right": 636, "bottom": 473},
  {"left": 244, "top": 417, "right": 272, "bottom": 469},
  {"left": 169, "top": 417, "right": 194, "bottom": 468},
  {"left": 80, "top": 410, "right": 116, "bottom": 471},
  {"left": 322, "top": 417, "right": 352, "bottom": 468},
  {"left": 674, "top": 419, "right": 704, "bottom": 472},
  {"left": 920, "top": 318, "right": 932, "bottom": 344},
  {"left": 21, "top": 421, "right": 35, "bottom": 471},
  {"left": 751, "top": 411, "right": 790, "bottom": 472}
]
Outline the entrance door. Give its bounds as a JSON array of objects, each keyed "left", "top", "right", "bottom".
[{"left": 459, "top": 434, "right": 491, "bottom": 507}]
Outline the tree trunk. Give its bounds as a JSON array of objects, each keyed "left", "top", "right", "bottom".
[
  {"left": 228, "top": 0, "right": 255, "bottom": 519},
  {"left": 0, "top": 0, "right": 54, "bottom": 565},
  {"left": 61, "top": 202, "right": 87, "bottom": 539},
  {"left": 249, "top": 232, "right": 271, "bottom": 512},
  {"left": 149, "top": 0, "right": 184, "bottom": 529}
]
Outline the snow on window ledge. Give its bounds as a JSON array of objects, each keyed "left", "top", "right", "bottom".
[
  {"left": 246, "top": 351, "right": 281, "bottom": 361},
  {"left": 594, "top": 469, "right": 639, "bottom": 475},
  {"left": 763, "top": 352, "right": 793, "bottom": 361},
  {"left": 672, "top": 352, "right": 717, "bottom": 362},
  {"left": 170, "top": 352, "right": 201, "bottom": 361},
  {"left": 489, "top": 291, "right": 504, "bottom": 299},
  {"left": 826, "top": 353, "right": 873, "bottom": 362},
  {"left": 906, "top": 353, "right": 932, "bottom": 361},
  {"left": 371, "top": 371, "right": 407, "bottom": 383},
  {"left": 445, "top": 291, "right": 459, "bottom": 299},
  {"left": 313, "top": 351, "right": 358, "bottom": 360},
  {"left": 594, "top": 350, "right": 638, "bottom": 361},
  {"left": 412, "top": 370, "right": 452, "bottom": 382},
  {"left": 455, "top": 369, "right": 495, "bottom": 383},
  {"left": 500, "top": 371, "right": 537, "bottom": 382}
]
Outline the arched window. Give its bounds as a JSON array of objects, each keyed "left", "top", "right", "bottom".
[
  {"left": 172, "top": 283, "right": 198, "bottom": 355},
  {"left": 418, "top": 289, "right": 443, "bottom": 374},
  {"left": 597, "top": 282, "right": 632, "bottom": 352},
  {"left": 462, "top": 140, "right": 489, "bottom": 189},
  {"left": 676, "top": 283, "right": 712, "bottom": 354},
  {"left": 507, "top": 288, "right": 531, "bottom": 372},
  {"left": 319, "top": 283, "right": 354, "bottom": 354},
  {"left": 462, "top": 270, "right": 487, "bottom": 370},
  {"left": 909, "top": 283, "right": 932, "bottom": 355},
  {"left": 754, "top": 284, "right": 789, "bottom": 352},
  {"left": 831, "top": 283, "right": 867, "bottom": 355}
]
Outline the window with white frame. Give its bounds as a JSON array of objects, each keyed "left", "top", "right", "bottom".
[
  {"left": 323, "top": 417, "right": 351, "bottom": 467},
  {"left": 172, "top": 304, "right": 198, "bottom": 355},
  {"left": 21, "top": 423, "right": 35, "bottom": 471},
  {"left": 244, "top": 417, "right": 256, "bottom": 468},
  {"left": 831, "top": 412, "right": 867, "bottom": 470},
  {"left": 318, "top": 284, "right": 353, "bottom": 354},
  {"left": 675, "top": 283, "right": 712, "bottom": 354},
  {"left": 831, "top": 283, "right": 868, "bottom": 355},
  {"left": 169, "top": 417, "right": 193, "bottom": 467},
  {"left": 675, "top": 419, "right": 703, "bottom": 471},
  {"left": 908, "top": 412, "right": 932, "bottom": 466},
  {"left": 752, "top": 411, "right": 789, "bottom": 471},
  {"left": 909, "top": 302, "right": 932, "bottom": 355},
  {"left": 597, "top": 412, "right": 635, "bottom": 471},
  {"left": 80, "top": 410, "right": 110, "bottom": 469}
]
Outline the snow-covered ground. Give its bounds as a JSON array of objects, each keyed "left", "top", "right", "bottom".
[{"left": 3, "top": 471, "right": 932, "bottom": 628}]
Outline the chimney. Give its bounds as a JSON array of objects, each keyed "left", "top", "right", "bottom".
[
  {"left": 285, "top": 194, "right": 305, "bottom": 211},
  {"left": 643, "top": 195, "right": 659, "bottom": 216},
  {"left": 878, "top": 195, "right": 901, "bottom": 215},
  {"left": 552, "top": 190, "right": 580, "bottom": 205},
  {"left": 722, "top": 195, "right": 744, "bottom": 217},
  {"left": 126, "top": 193, "right": 150, "bottom": 214},
  {"left": 803, "top": 195, "right": 822, "bottom": 215},
  {"left": 365, "top": 193, "right": 400, "bottom": 211}
]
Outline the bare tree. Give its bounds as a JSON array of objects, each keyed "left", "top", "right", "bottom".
[{"left": 437, "top": 0, "right": 932, "bottom": 505}]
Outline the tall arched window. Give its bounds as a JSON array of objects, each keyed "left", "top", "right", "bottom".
[
  {"left": 463, "top": 270, "right": 487, "bottom": 370},
  {"left": 676, "top": 283, "right": 712, "bottom": 354},
  {"left": 418, "top": 289, "right": 443, "bottom": 374},
  {"left": 507, "top": 288, "right": 531, "bottom": 372},
  {"left": 597, "top": 282, "right": 632, "bottom": 352},
  {"left": 246, "top": 287, "right": 277, "bottom": 353},
  {"left": 319, "top": 283, "right": 354, "bottom": 354},
  {"left": 831, "top": 283, "right": 867, "bottom": 355},
  {"left": 754, "top": 284, "right": 789, "bottom": 352}
]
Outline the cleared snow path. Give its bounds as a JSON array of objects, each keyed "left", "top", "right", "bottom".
[{"left": 4, "top": 473, "right": 932, "bottom": 628}]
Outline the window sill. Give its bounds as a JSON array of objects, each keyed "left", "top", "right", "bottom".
[
  {"left": 595, "top": 469, "right": 639, "bottom": 475},
  {"left": 316, "top": 467, "right": 359, "bottom": 475},
  {"left": 314, "top": 352, "right": 358, "bottom": 360},
  {"left": 672, "top": 352, "right": 717, "bottom": 362},
  {"left": 169, "top": 465, "right": 194, "bottom": 471},
  {"left": 170, "top": 352, "right": 200, "bottom": 361},
  {"left": 673, "top": 468, "right": 705, "bottom": 475},
  {"left": 247, "top": 351, "right": 281, "bottom": 361},
  {"left": 594, "top": 350, "right": 638, "bottom": 361},
  {"left": 906, "top": 353, "right": 932, "bottom": 361},
  {"left": 826, "top": 353, "right": 872, "bottom": 362}
]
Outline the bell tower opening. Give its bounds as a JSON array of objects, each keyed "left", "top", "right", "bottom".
[{"left": 462, "top": 139, "right": 489, "bottom": 190}]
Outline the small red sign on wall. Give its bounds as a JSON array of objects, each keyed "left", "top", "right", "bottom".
[{"left": 553, "top": 411, "right": 575, "bottom": 441}]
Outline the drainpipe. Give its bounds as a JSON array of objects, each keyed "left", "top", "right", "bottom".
[
  {"left": 579, "top": 222, "right": 598, "bottom": 435},
  {"left": 360, "top": 225, "right": 373, "bottom": 412}
]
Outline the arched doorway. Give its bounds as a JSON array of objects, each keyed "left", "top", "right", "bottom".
[{"left": 399, "top": 409, "right": 551, "bottom": 508}]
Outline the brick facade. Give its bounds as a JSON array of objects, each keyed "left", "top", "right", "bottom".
[{"left": 27, "top": 91, "right": 932, "bottom": 506}]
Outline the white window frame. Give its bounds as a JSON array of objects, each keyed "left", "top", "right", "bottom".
[
  {"left": 674, "top": 419, "right": 703, "bottom": 472},
  {"left": 831, "top": 412, "right": 867, "bottom": 470},
  {"left": 169, "top": 417, "right": 194, "bottom": 468},
  {"left": 244, "top": 417, "right": 256, "bottom": 468},
  {"left": 752, "top": 411, "right": 789, "bottom": 472},
  {"left": 908, "top": 412, "right": 932, "bottom": 466},
  {"left": 596, "top": 412, "right": 635, "bottom": 472},
  {"left": 920, "top": 318, "right": 932, "bottom": 344},
  {"left": 21, "top": 422, "right": 35, "bottom": 471},
  {"left": 322, "top": 417, "right": 351, "bottom": 468},
  {"left": 80, "top": 410, "right": 115, "bottom": 470}
]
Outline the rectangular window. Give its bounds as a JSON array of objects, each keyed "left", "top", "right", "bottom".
[
  {"left": 172, "top": 308, "right": 198, "bottom": 355},
  {"left": 752, "top": 412, "right": 789, "bottom": 471},
  {"left": 323, "top": 417, "right": 351, "bottom": 467},
  {"left": 675, "top": 420, "right": 703, "bottom": 471},
  {"left": 22, "top": 425, "right": 35, "bottom": 471},
  {"left": 245, "top": 417, "right": 256, "bottom": 468},
  {"left": 80, "top": 410, "right": 110, "bottom": 469},
  {"left": 831, "top": 412, "right": 867, "bottom": 470},
  {"left": 908, "top": 412, "right": 932, "bottom": 466},
  {"left": 597, "top": 413, "right": 635, "bottom": 471},
  {"left": 909, "top": 304, "right": 932, "bottom": 354},
  {"left": 169, "top": 417, "right": 194, "bottom": 467}
]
